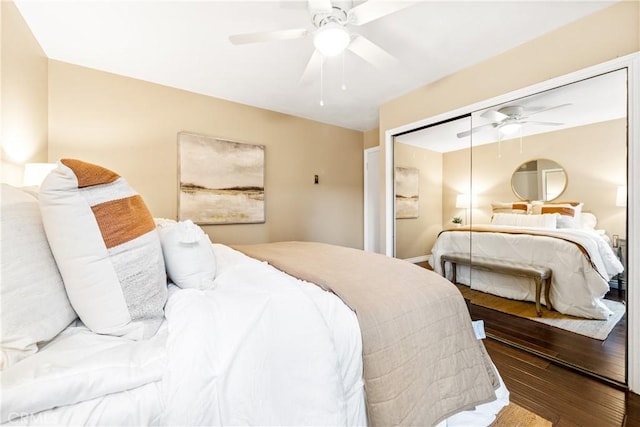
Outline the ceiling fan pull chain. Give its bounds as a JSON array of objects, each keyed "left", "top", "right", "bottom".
[
  {"left": 320, "top": 56, "right": 325, "bottom": 107},
  {"left": 341, "top": 52, "right": 347, "bottom": 91},
  {"left": 519, "top": 127, "right": 523, "bottom": 153}
]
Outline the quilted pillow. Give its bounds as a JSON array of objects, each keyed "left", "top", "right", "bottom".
[
  {"left": 0, "top": 184, "right": 77, "bottom": 369},
  {"left": 39, "top": 159, "right": 167, "bottom": 340},
  {"left": 156, "top": 219, "right": 217, "bottom": 290}
]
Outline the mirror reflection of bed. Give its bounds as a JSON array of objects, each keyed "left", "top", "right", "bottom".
[{"left": 393, "top": 68, "right": 628, "bottom": 385}]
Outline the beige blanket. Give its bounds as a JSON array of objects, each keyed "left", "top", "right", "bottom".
[{"left": 233, "top": 241, "right": 498, "bottom": 426}]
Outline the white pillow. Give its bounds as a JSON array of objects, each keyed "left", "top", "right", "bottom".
[
  {"left": 581, "top": 212, "right": 597, "bottom": 230},
  {"left": 157, "top": 220, "right": 217, "bottom": 290},
  {"left": 491, "top": 212, "right": 558, "bottom": 229},
  {"left": 39, "top": 159, "right": 167, "bottom": 340},
  {"left": 533, "top": 202, "right": 583, "bottom": 229},
  {"left": 0, "top": 184, "right": 77, "bottom": 369}
]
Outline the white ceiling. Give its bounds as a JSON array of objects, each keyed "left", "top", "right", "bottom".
[
  {"left": 14, "top": 0, "right": 617, "bottom": 132},
  {"left": 396, "top": 68, "right": 628, "bottom": 152}
]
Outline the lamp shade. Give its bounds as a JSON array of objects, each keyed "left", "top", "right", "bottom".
[
  {"left": 456, "top": 193, "right": 478, "bottom": 209},
  {"left": 23, "top": 163, "right": 57, "bottom": 187},
  {"left": 455, "top": 194, "right": 468, "bottom": 209},
  {"left": 616, "top": 185, "right": 627, "bottom": 207},
  {"left": 313, "top": 23, "right": 350, "bottom": 57}
]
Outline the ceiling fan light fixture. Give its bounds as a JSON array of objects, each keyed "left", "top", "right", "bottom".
[
  {"left": 499, "top": 122, "right": 521, "bottom": 136},
  {"left": 313, "top": 23, "right": 350, "bottom": 57}
]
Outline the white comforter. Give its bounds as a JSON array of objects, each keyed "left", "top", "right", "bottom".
[
  {"left": 430, "top": 225, "right": 624, "bottom": 319},
  {"left": 2, "top": 244, "right": 507, "bottom": 426},
  {"left": 1, "top": 244, "right": 366, "bottom": 426}
]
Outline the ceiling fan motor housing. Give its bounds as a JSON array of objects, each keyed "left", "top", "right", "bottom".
[
  {"left": 312, "top": 6, "right": 349, "bottom": 28},
  {"left": 498, "top": 105, "right": 525, "bottom": 118}
]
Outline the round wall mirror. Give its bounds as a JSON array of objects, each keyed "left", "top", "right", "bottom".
[{"left": 511, "top": 159, "right": 567, "bottom": 201}]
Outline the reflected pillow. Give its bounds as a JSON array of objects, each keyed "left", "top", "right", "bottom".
[
  {"left": 491, "top": 201, "right": 530, "bottom": 214},
  {"left": 533, "top": 202, "right": 583, "bottom": 228},
  {"left": 491, "top": 212, "right": 558, "bottom": 229},
  {"left": 581, "top": 212, "right": 598, "bottom": 230}
]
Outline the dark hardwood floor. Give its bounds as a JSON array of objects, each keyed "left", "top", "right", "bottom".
[
  {"left": 486, "top": 339, "right": 640, "bottom": 426},
  {"left": 416, "top": 261, "right": 638, "bottom": 425},
  {"left": 467, "top": 290, "right": 626, "bottom": 385}
]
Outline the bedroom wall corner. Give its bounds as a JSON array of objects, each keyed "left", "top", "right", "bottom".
[
  {"left": 363, "top": 127, "right": 379, "bottom": 150},
  {"left": 0, "top": 0, "right": 48, "bottom": 186}
]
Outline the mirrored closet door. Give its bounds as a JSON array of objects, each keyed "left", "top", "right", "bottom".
[
  {"left": 392, "top": 67, "right": 629, "bottom": 386},
  {"left": 466, "top": 69, "right": 628, "bottom": 384}
]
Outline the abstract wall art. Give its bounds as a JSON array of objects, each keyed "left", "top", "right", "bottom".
[{"left": 178, "top": 132, "right": 265, "bottom": 224}]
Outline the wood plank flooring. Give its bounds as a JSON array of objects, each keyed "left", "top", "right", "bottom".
[
  {"left": 466, "top": 290, "right": 626, "bottom": 385},
  {"left": 416, "top": 261, "right": 639, "bottom": 425},
  {"left": 486, "top": 339, "right": 640, "bottom": 426}
]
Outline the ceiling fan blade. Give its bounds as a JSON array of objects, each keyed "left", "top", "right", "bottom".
[
  {"left": 349, "top": 0, "right": 418, "bottom": 26},
  {"left": 456, "top": 123, "right": 496, "bottom": 138},
  {"left": 299, "top": 50, "right": 323, "bottom": 86},
  {"left": 229, "top": 28, "right": 308, "bottom": 45},
  {"left": 347, "top": 35, "right": 397, "bottom": 69},
  {"left": 523, "top": 121, "right": 564, "bottom": 126},
  {"left": 480, "top": 109, "right": 508, "bottom": 122},
  {"left": 524, "top": 103, "right": 572, "bottom": 117},
  {"left": 308, "top": 0, "right": 332, "bottom": 13}
]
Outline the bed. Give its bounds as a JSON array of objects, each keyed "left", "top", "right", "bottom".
[
  {"left": 430, "top": 203, "right": 624, "bottom": 320},
  {"left": 1, "top": 159, "right": 509, "bottom": 426}
]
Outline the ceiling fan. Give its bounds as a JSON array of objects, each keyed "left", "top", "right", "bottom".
[
  {"left": 456, "top": 103, "right": 571, "bottom": 139},
  {"left": 228, "top": 0, "right": 417, "bottom": 84}
]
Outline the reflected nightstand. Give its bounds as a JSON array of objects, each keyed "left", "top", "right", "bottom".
[{"left": 616, "top": 238, "right": 627, "bottom": 298}]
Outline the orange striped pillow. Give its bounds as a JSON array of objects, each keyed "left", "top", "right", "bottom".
[
  {"left": 491, "top": 201, "right": 530, "bottom": 214},
  {"left": 39, "top": 159, "right": 167, "bottom": 340},
  {"left": 533, "top": 202, "right": 583, "bottom": 228}
]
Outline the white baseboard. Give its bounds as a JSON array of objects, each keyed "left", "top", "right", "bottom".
[{"left": 404, "top": 254, "right": 431, "bottom": 264}]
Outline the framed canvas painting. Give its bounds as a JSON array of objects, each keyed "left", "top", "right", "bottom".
[
  {"left": 395, "top": 166, "right": 419, "bottom": 219},
  {"left": 178, "top": 132, "right": 265, "bottom": 224}
]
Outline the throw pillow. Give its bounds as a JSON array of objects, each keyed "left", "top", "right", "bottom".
[
  {"left": 156, "top": 219, "right": 217, "bottom": 290},
  {"left": 39, "top": 159, "right": 167, "bottom": 340}
]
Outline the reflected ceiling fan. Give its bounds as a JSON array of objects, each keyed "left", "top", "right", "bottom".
[
  {"left": 228, "top": 0, "right": 416, "bottom": 84},
  {"left": 456, "top": 103, "right": 571, "bottom": 139}
]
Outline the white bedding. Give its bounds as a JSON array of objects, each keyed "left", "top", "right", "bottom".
[
  {"left": 2, "top": 244, "right": 507, "bottom": 426},
  {"left": 430, "top": 225, "right": 624, "bottom": 319}
]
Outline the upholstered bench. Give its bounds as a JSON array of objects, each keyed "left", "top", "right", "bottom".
[{"left": 440, "top": 253, "right": 553, "bottom": 317}]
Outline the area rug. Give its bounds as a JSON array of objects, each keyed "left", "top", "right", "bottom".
[
  {"left": 457, "top": 285, "right": 625, "bottom": 340},
  {"left": 491, "top": 403, "right": 552, "bottom": 427}
]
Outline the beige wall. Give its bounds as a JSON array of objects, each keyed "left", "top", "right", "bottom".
[
  {"left": 460, "top": 119, "right": 625, "bottom": 238},
  {"left": 394, "top": 142, "right": 443, "bottom": 259},
  {"left": 47, "top": 61, "right": 364, "bottom": 248},
  {"left": 363, "top": 127, "right": 379, "bottom": 149},
  {"left": 379, "top": 1, "right": 639, "bottom": 252},
  {"left": 0, "top": 1, "right": 48, "bottom": 185}
]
